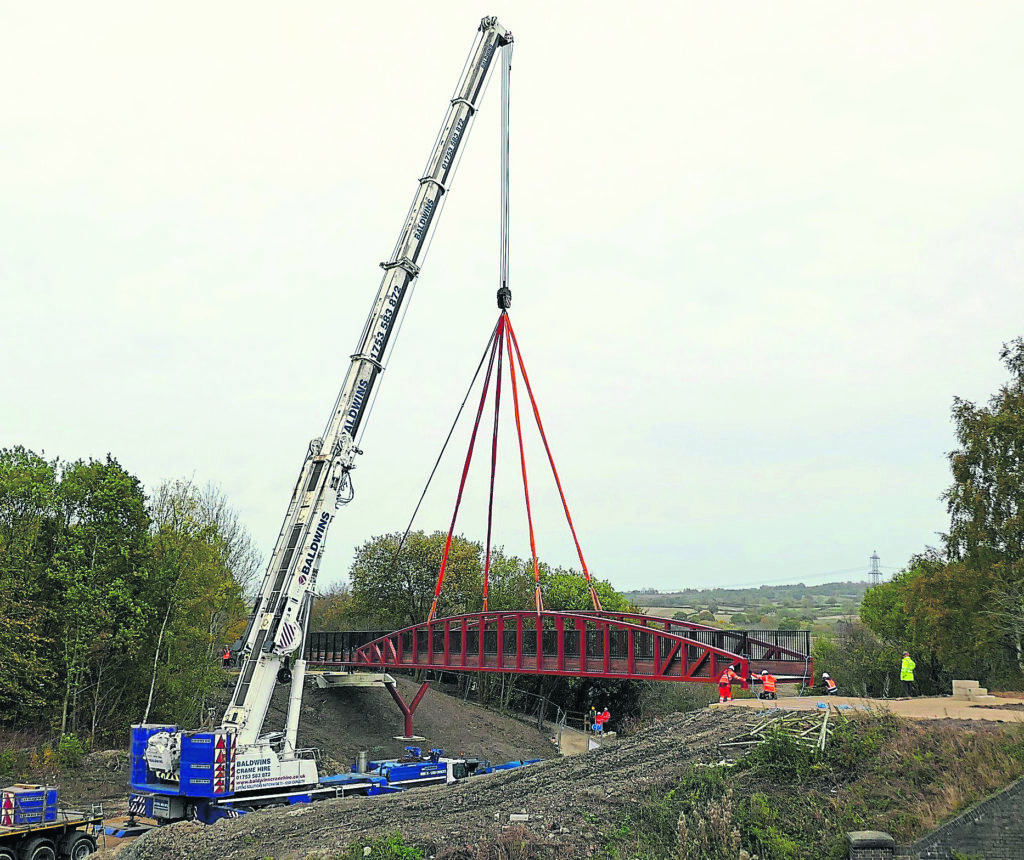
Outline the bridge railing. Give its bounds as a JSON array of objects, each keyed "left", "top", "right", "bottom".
[{"left": 305, "top": 623, "right": 810, "bottom": 668}]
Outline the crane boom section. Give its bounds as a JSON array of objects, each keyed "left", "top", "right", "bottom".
[{"left": 221, "top": 17, "right": 512, "bottom": 747}]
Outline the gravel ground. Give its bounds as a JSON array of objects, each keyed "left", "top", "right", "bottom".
[{"left": 115, "top": 708, "right": 758, "bottom": 860}]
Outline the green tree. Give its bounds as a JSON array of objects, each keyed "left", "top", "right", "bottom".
[
  {"left": 310, "top": 582, "right": 357, "bottom": 631},
  {"left": 944, "top": 337, "right": 1024, "bottom": 676},
  {"left": 814, "top": 622, "right": 902, "bottom": 697},
  {"left": 141, "top": 480, "right": 249, "bottom": 728},
  {"left": 349, "top": 531, "right": 483, "bottom": 627},
  {"left": 0, "top": 447, "right": 60, "bottom": 722},
  {"left": 860, "top": 339, "right": 1024, "bottom": 688},
  {"left": 44, "top": 456, "right": 152, "bottom": 738}
]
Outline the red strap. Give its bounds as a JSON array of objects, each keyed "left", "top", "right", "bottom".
[
  {"left": 429, "top": 322, "right": 502, "bottom": 622},
  {"left": 504, "top": 321, "right": 544, "bottom": 614},
  {"left": 505, "top": 318, "right": 601, "bottom": 611}
]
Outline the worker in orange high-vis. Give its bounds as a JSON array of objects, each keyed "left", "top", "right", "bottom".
[
  {"left": 758, "top": 669, "right": 777, "bottom": 700},
  {"left": 823, "top": 672, "right": 838, "bottom": 695},
  {"left": 221, "top": 646, "right": 232, "bottom": 668},
  {"left": 718, "top": 665, "right": 741, "bottom": 703}
]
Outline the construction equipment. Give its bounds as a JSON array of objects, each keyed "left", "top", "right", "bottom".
[
  {"left": 128, "top": 15, "right": 513, "bottom": 825},
  {"left": 356, "top": 747, "right": 539, "bottom": 789},
  {"left": 0, "top": 784, "right": 102, "bottom": 860}
]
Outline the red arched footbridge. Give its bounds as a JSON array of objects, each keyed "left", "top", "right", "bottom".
[
  {"left": 305, "top": 612, "right": 811, "bottom": 686},
  {"left": 304, "top": 612, "right": 811, "bottom": 736}
]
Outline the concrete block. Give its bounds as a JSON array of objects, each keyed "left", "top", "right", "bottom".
[{"left": 952, "top": 680, "right": 981, "bottom": 700}]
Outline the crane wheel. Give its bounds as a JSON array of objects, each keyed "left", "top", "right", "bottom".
[{"left": 277, "top": 667, "right": 293, "bottom": 684}]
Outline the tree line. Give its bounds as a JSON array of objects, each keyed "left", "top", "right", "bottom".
[
  {"left": 823, "top": 339, "right": 1024, "bottom": 695},
  {"left": 1, "top": 444, "right": 649, "bottom": 746},
  {"left": 0, "top": 447, "right": 257, "bottom": 744},
  {"left": 309, "top": 530, "right": 658, "bottom": 725}
]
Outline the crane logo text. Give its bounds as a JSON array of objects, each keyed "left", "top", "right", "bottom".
[
  {"left": 343, "top": 379, "right": 370, "bottom": 434},
  {"left": 300, "top": 513, "right": 331, "bottom": 577}
]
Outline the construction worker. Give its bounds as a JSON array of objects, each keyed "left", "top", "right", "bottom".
[
  {"left": 900, "top": 651, "right": 916, "bottom": 697},
  {"left": 587, "top": 706, "right": 597, "bottom": 733},
  {"left": 718, "top": 665, "right": 741, "bottom": 704},
  {"left": 758, "top": 669, "right": 777, "bottom": 700},
  {"left": 822, "top": 673, "right": 838, "bottom": 695},
  {"left": 222, "top": 646, "right": 232, "bottom": 668},
  {"left": 594, "top": 708, "right": 610, "bottom": 734}
]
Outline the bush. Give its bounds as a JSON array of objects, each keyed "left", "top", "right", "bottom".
[
  {"left": 312, "top": 833, "right": 423, "bottom": 860},
  {"left": 813, "top": 624, "right": 901, "bottom": 697},
  {"left": 0, "top": 748, "right": 18, "bottom": 776},
  {"left": 56, "top": 733, "right": 85, "bottom": 769},
  {"left": 739, "top": 729, "right": 823, "bottom": 784}
]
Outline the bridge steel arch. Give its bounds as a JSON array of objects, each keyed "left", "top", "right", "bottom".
[
  {"left": 331, "top": 611, "right": 757, "bottom": 686},
  {"left": 307, "top": 613, "right": 812, "bottom": 685}
]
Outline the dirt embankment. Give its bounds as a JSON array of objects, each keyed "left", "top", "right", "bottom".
[
  {"left": 115, "top": 707, "right": 758, "bottom": 860},
  {"left": 50, "top": 674, "right": 559, "bottom": 821}
]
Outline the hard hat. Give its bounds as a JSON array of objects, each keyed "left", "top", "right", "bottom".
[
  {"left": 904, "top": 651, "right": 910, "bottom": 655},
  {"left": 761, "top": 669, "right": 767, "bottom": 675},
  {"left": 822, "top": 673, "right": 830, "bottom": 678}
]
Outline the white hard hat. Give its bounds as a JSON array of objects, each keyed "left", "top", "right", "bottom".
[{"left": 822, "top": 673, "right": 830, "bottom": 678}]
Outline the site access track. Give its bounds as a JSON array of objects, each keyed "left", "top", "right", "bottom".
[{"left": 305, "top": 611, "right": 813, "bottom": 686}]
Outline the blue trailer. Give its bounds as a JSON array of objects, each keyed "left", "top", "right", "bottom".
[{"left": 0, "top": 785, "right": 102, "bottom": 860}]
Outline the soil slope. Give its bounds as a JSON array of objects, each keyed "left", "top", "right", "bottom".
[
  {"left": 48, "top": 674, "right": 557, "bottom": 819},
  {"left": 116, "top": 707, "right": 759, "bottom": 860}
]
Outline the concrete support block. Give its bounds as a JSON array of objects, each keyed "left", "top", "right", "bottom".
[{"left": 847, "top": 830, "right": 895, "bottom": 859}]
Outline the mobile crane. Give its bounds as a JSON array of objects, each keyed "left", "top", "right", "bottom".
[{"left": 129, "top": 16, "right": 513, "bottom": 825}]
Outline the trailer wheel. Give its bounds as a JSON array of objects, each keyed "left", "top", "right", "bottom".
[
  {"left": 18, "top": 838, "right": 56, "bottom": 860},
  {"left": 59, "top": 833, "right": 97, "bottom": 860},
  {"left": 0, "top": 846, "right": 16, "bottom": 860}
]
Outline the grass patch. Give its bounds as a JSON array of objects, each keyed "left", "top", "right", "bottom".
[{"left": 601, "top": 715, "right": 1024, "bottom": 860}]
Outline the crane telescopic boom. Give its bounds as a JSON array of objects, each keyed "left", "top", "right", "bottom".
[{"left": 222, "top": 16, "right": 513, "bottom": 750}]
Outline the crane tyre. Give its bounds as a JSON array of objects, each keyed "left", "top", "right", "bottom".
[
  {"left": 18, "top": 838, "right": 56, "bottom": 860},
  {"left": 59, "top": 833, "right": 97, "bottom": 860},
  {"left": 277, "top": 667, "right": 292, "bottom": 685},
  {"left": 0, "top": 847, "right": 16, "bottom": 860}
]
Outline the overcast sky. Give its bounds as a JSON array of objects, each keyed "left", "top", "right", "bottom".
[{"left": 3, "top": 2, "right": 1022, "bottom": 595}]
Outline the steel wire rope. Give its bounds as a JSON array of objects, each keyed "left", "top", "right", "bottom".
[
  {"left": 380, "top": 40, "right": 515, "bottom": 616},
  {"left": 382, "top": 318, "right": 503, "bottom": 587},
  {"left": 428, "top": 318, "right": 504, "bottom": 622},
  {"left": 499, "top": 43, "right": 512, "bottom": 294},
  {"left": 353, "top": 31, "right": 503, "bottom": 453}
]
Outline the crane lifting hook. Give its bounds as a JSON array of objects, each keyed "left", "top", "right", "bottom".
[{"left": 497, "top": 285, "right": 511, "bottom": 309}]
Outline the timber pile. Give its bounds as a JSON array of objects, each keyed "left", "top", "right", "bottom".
[{"left": 719, "top": 707, "right": 834, "bottom": 753}]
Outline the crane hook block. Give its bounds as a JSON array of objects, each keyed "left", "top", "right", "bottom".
[{"left": 497, "top": 285, "right": 512, "bottom": 309}]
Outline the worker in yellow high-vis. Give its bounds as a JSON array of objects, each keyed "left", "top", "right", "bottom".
[{"left": 900, "top": 651, "right": 916, "bottom": 697}]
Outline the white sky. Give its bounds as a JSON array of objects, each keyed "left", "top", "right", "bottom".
[{"left": 3, "top": 1, "right": 1022, "bottom": 594}]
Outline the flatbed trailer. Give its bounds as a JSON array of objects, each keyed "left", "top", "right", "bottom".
[{"left": 0, "top": 809, "right": 102, "bottom": 860}]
